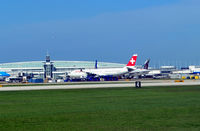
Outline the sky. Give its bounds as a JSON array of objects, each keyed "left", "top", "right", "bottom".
[{"left": 0, "top": 0, "right": 200, "bottom": 66}]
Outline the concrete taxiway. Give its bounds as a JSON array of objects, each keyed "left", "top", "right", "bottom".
[{"left": 0, "top": 80, "right": 200, "bottom": 91}]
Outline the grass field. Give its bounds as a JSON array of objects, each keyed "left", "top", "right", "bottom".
[{"left": 0, "top": 86, "right": 200, "bottom": 131}]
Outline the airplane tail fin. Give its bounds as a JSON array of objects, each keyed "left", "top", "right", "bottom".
[
  {"left": 126, "top": 54, "right": 137, "bottom": 67},
  {"left": 95, "top": 60, "right": 98, "bottom": 69},
  {"left": 143, "top": 59, "right": 150, "bottom": 69}
]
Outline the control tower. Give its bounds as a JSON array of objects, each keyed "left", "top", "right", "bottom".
[{"left": 43, "top": 53, "right": 54, "bottom": 79}]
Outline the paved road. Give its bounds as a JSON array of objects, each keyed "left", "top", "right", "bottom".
[{"left": 0, "top": 80, "right": 200, "bottom": 91}]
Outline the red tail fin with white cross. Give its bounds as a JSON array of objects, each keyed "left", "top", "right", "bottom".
[{"left": 126, "top": 54, "right": 137, "bottom": 67}]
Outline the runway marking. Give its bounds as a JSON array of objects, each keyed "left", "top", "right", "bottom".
[{"left": 0, "top": 81, "right": 200, "bottom": 91}]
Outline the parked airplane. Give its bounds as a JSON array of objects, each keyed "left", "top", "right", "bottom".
[
  {"left": 0, "top": 71, "right": 10, "bottom": 81},
  {"left": 67, "top": 54, "right": 138, "bottom": 80},
  {"left": 128, "top": 59, "right": 150, "bottom": 77},
  {"left": 67, "top": 69, "right": 88, "bottom": 80}
]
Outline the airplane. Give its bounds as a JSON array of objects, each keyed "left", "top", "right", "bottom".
[
  {"left": 67, "top": 54, "right": 138, "bottom": 80},
  {"left": 127, "top": 59, "right": 150, "bottom": 78},
  {"left": 0, "top": 71, "right": 10, "bottom": 81},
  {"left": 67, "top": 69, "right": 88, "bottom": 80}
]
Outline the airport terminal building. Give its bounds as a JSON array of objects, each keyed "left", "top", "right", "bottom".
[{"left": 0, "top": 55, "right": 125, "bottom": 80}]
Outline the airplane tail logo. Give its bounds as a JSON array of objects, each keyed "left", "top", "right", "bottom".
[
  {"left": 143, "top": 59, "right": 150, "bottom": 69},
  {"left": 126, "top": 54, "right": 137, "bottom": 67}
]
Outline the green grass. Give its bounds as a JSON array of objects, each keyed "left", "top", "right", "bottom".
[{"left": 0, "top": 86, "right": 200, "bottom": 131}]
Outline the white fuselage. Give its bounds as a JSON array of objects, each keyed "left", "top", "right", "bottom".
[
  {"left": 84, "top": 67, "right": 133, "bottom": 77},
  {"left": 68, "top": 67, "right": 134, "bottom": 79},
  {"left": 67, "top": 70, "right": 87, "bottom": 79},
  {"left": 129, "top": 68, "right": 150, "bottom": 76}
]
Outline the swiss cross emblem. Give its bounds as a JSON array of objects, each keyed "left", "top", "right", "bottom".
[{"left": 130, "top": 58, "right": 135, "bottom": 64}]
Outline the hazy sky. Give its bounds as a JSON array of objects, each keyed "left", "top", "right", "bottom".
[{"left": 0, "top": 0, "right": 200, "bottom": 66}]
